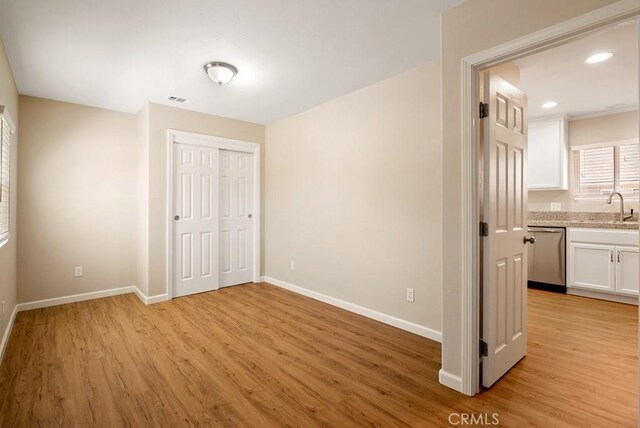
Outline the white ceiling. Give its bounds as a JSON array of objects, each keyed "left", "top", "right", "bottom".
[
  {"left": 0, "top": 0, "right": 464, "bottom": 124},
  {"left": 515, "top": 21, "right": 638, "bottom": 120}
]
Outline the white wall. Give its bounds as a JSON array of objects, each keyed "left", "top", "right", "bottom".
[
  {"left": 15, "top": 99, "right": 266, "bottom": 302},
  {"left": 17, "top": 96, "right": 138, "bottom": 302},
  {"left": 0, "top": 35, "right": 18, "bottom": 342},
  {"left": 529, "top": 110, "right": 639, "bottom": 212},
  {"left": 265, "top": 63, "right": 442, "bottom": 334}
]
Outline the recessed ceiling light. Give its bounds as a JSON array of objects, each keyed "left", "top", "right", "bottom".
[
  {"left": 542, "top": 101, "right": 558, "bottom": 109},
  {"left": 204, "top": 61, "right": 238, "bottom": 86},
  {"left": 585, "top": 52, "right": 613, "bottom": 64}
]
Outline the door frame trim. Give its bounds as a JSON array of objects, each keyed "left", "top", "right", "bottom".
[
  {"left": 166, "top": 129, "right": 262, "bottom": 300},
  {"left": 459, "top": 0, "right": 640, "bottom": 396}
]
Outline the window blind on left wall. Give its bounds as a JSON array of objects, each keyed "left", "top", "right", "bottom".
[{"left": 0, "top": 112, "right": 13, "bottom": 244}]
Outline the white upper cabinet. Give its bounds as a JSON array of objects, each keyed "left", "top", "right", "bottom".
[{"left": 528, "top": 116, "right": 569, "bottom": 190}]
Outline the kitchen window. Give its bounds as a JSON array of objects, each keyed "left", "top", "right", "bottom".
[
  {"left": 0, "top": 107, "right": 15, "bottom": 246},
  {"left": 574, "top": 140, "right": 639, "bottom": 200}
]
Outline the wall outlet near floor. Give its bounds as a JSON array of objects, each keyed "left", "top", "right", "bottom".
[
  {"left": 74, "top": 266, "right": 83, "bottom": 277},
  {"left": 290, "top": 261, "right": 295, "bottom": 271},
  {"left": 550, "top": 203, "right": 562, "bottom": 211},
  {"left": 406, "top": 288, "right": 415, "bottom": 303}
]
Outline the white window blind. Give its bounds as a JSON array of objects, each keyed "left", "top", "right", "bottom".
[
  {"left": 618, "top": 143, "right": 639, "bottom": 195},
  {"left": 576, "top": 141, "right": 639, "bottom": 199},
  {"left": 0, "top": 114, "right": 12, "bottom": 244}
]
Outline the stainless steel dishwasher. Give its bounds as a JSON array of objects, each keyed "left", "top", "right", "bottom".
[{"left": 527, "top": 226, "right": 566, "bottom": 291}]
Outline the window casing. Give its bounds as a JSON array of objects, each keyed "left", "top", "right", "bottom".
[
  {"left": 0, "top": 109, "right": 15, "bottom": 245},
  {"left": 574, "top": 140, "right": 639, "bottom": 201}
]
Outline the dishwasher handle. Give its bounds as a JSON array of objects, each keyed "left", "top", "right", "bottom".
[{"left": 528, "top": 229, "right": 563, "bottom": 233}]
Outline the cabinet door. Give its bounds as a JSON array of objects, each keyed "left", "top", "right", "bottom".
[
  {"left": 528, "top": 118, "right": 568, "bottom": 190},
  {"left": 568, "top": 243, "right": 615, "bottom": 292},
  {"left": 615, "top": 246, "right": 639, "bottom": 296}
]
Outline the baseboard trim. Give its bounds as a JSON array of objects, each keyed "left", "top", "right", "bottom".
[
  {"left": 439, "top": 369, "right": 464, "bottom": 393},
  {"left": 0, "top": 304, "right": 18, "bottom": 362},
  {"left": 567, "top": 287, "right": 638, "bottom": 305},
  {"left": 17, "top": 286, "right": 137, "bottom": 312},
  {"left": 134, "top": 287, "right": 147, "bottom": 304},
  {"left": 134, "top": 287, "right": 169, "bottom": 305},
  {"left": 264, "top": 276, "right": 442, "bottom": 342},
  {"left": 147, "top": 293, "right": 169, "bottom": 305}
]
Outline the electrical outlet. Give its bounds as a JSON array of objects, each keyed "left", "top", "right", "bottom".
[
  {"left": 290, "top": 261, "right": 295, "bottom": 270},
  {"left": 550, "top": 203, "right": 562, "bottom": 212},
  {"left": 406, "top": 288, "right": 415, "bottom": 303},
  {"left": 74, "top": 266, "right": 83, "bottom": 277}
]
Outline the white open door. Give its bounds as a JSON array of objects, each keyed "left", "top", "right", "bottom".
[
  {"left": 481, "top": 72, "right": 531, "bottom": 387},
  {"left": 173, "top": 143, "right": 220, "bottom": 297},
  {"left": 220, "top": 150, "right": 254, "bottom": 287}
]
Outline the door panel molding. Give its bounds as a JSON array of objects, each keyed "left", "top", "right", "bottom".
[{"left": 166, "top": 130, "right": 261, "bottom": 299}]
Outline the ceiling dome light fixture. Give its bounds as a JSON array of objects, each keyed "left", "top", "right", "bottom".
[
  {"left": 204, "top": 61, "right": 238, "bottom": 86},
  {"left": 542, "top": 101, "right": 558, "bottom": 109},
  {"left": 584, "top": 52, "right": 613, "bottom": 64}
]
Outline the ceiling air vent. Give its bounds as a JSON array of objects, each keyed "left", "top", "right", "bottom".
[{"left": 167, "top": 96, "right": 188, "bottom": 103}]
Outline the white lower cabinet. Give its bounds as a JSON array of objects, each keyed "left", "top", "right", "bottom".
[
  {"left": 568, "top": 243, "right": 615, "bottom": 292},
  {"left": 567, "top": 228, "right": 639, "bottom": 299},
  {"left": 616, "top": 246, "right": 639, "bottom": 296}
]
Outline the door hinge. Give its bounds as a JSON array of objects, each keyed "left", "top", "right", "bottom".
[
  {"left": 480, "top": 340, "right": 488, "bottom": 357},
  {"left": 479, "top": 102, "right": 489, "bottom": 119},
  {"left": 479, "top": 222, "right": 489, "bottom": 237}
]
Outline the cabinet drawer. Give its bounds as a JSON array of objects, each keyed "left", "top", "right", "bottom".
[{"left": 568, "top": 228, "right": 639, "bottom": 247}]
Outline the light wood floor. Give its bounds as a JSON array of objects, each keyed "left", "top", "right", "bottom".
[{"left": 0, "top": 284, "right": 636, "bottom": 427}]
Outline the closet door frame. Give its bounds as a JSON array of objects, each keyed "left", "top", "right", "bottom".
[{"left": 166, "top": 129, "right": 261, "bottom": 299}]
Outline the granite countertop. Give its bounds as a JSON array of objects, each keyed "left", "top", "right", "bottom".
[
  {"left": 528, "top": 219, "right": 639, "bottom": 230},
  {"left": 528, "top": 212, "right": 639, "bottom": 230}
]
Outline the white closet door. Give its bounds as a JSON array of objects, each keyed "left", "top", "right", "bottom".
[
  {"left": 173, "top": 143, "right": 220, "bottom": 297},
  {"left": 220, "top": 150, "right": 254, "bottom": 287}
]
